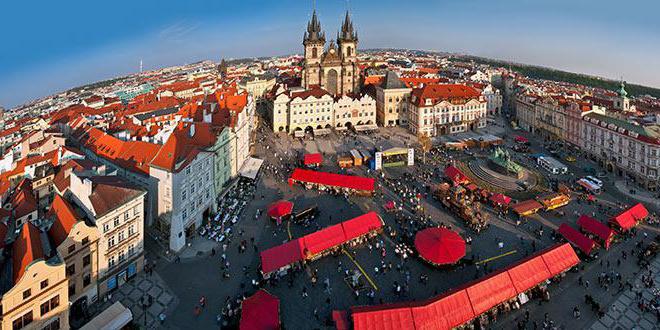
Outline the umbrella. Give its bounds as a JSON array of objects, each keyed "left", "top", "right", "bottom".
[
  {"left": 414, "top": 227, "right": 466, "bottom": 265},
  {"left": 267, "top": 200, "right": 294, "bottom": 220}
]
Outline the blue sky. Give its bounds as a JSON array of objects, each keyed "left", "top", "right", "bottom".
[{"left": 1, "top": 0, "right": 659, "bottom": 108}]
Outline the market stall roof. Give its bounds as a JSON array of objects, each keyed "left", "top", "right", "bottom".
[
  {"left": 351, "top": 304, "right": 416, "bottom": 330},
  {"left": 303, "top": 223, "right": 346, "bottom": 256},
  {"left": 540, "top": 243, "right": 580, "bottom": 276},
  {"left": 514, "top": 135, "right": 528, "bottom": 143},
  {"left": 267, "top": 200, "right": 294, "bottom": 219},
  {"left": 341, "top": 211, "right": 383, "bottom": 241},
  {"left": 332, "top": 310, "right": 350, "bottom": 330},
  {"left": 558, "top": 224, "right": 596, "bottom": 255},
  {"left": 413, "top": 289, "right": 475, "bottom": 330},
  {"left": 239, "top": 157, "right": 264, "bottom": 180},
  {"left": 629, "top": 203, "right": 648, "bottom": 220},
  {"left": 490, "top": 193, "right": 512, "bottom": 206},
  {"left": 414, "top": 228, "right": 466, "bottom": 265},
  {"left": 240, "top": 289, "right": 280, "bottom": 330},
  {"left": 289, "top": 168, "right": 375, "bottom": 192},
  {"left": 577, "top": 215, "right": 614, "bottom": 248},
  {"left": 511, "top": 199, "right": 543, "bottom": 215},
  {"left": 610, "top": 211, "right": 636, "bottom": 230},
  {"left": 506, "top": 255, "right": 552, "bottom": 294},
  {"left": 465, "top": 271, "right": 517, "bottom": 315},
  {"left": 303, "top": 153, "right": 323, "bottom": 165},
  {"left": 444, "top": 166, "right": 470, "bottom": 185},
  {"left": 260, "top": 239, "right": 305, "bottom": 274}
]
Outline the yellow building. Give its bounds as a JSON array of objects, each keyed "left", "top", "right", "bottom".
[{"left": 0, "top": 223, "right": 69, "bottom": 330}]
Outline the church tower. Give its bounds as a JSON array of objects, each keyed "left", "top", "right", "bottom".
[
  {"left": 616, "top": 81, "right": 631, "bottom": 112},
  {"left": 337, "top": 11, "right": 359, "bottom": 94},
  {"left": 303, "top": 10, "right": 325, "bottom": 88}
]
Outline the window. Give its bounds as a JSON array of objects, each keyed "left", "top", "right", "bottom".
[
  {"left": 69, "top": 281, "right": 76, "bottom": 296},
  {"left": 103, "top": 223, "right": 109, "bottom": 233},
  {"left": 129, "top": 244, "right": 136, "bottom": 255},
  {"left": 42, "top": 318, "right": 60, "bottom": 330},
  {"left": 23, "top": 289, "right": 31, "bottom": 300},
  {"left": 124, "top": 211, "right": 129, "bottom": 220},
  {"left": 66, "top": 264, "right": 75, "bottom": 276},
  {"left": 109, "top": 255, "right": 116, "bottom": 268},
  {"left": 133, "top": 206, "right": 139, "bottom": 216},
  {"left": 118, "top": 230, "right": 125, "bottom": 242},
  {"left": 83, "top": 274, "right": 91, "bottom": 287},
  {"left": 81, "top": 236, "right": 89, "bottom": 245},
  {"left": 40, "top": 280, "right": 49, "bottom": 289},
  {"left": 119, "top": 250, "right": 126, "bottom": 262},
  {"left": 108, "top": 236, "right": 115, "bottom": 248},
  {"left": 12, "top": 311, "right": 32, "bottom": 330},
  {"left": 40, "top": 295, "right": 59, "bottom": 316},
  {"left": 67, "top": 245, "right": 75, "bottom": 254},
  {"left": 83, "top": 254, "right": 91, "bottom": 267},
  {"left": 113, "top": 217, "right": 120, "bottom": 227},
  {"left": 128, "top": 225, "right": 135, "bottom": 236},
  {"left": 182, "top": 189, "right": 187, "bottom": 201}
]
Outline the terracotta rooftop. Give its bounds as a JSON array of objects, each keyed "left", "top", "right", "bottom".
[
  {"left": 87, "top": 176, "right": 144, "bottom": 217},
  {"left": 12, "top": 222, "right": 44, "bottom": 284},
  {"left": 150, "top": 122, "right": 217, "bottom": 172},
  {"left": 47, "top": 194, "right": 80, "bottom": 248}
]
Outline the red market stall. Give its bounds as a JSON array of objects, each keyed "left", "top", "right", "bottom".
[
  {"left": 465, "top": 271, "right": 517, "bottom": 315},
  {"left": 444, "top": 166, "right": 470, "bottom": 186},
  {"left": 303, "top": 153, "right": 323, "bottom": 167},
  {"left": 610, "top": 202, "right": 648, "bottom": 231},
  {"left": 341, "top": 211, "right": 384, "bottom": 241},
  {"left": 260, "top": 239, "right": 305, "bottom": 275},
  {"left": 240, "top": 289, "right": 280, "bottom": 330},
  {"left": 288, "top": 168, "right": 375, "bottom": 195},
  {"left": 489, "top": 193, "right": 512, "bottom": 207},
  {"left": 349, "top": 243, "right": 580, "bottom": 330},
  {"left": 629, "top": 203, "right": 649, "bottom": 220},
  {"left": 303, "top": 223, "right": 346, "bottom": 258},
  {"left": 511, "top": 199, "right": 543, "bottom": 216},
  {"left": 414, "top": 228, "right": 466, "bottom": 265},
  {"left": 514, "top": 135, "right": 528, "bottom": 144},
  {"left": 267, "top": 200, "right": 294, "bottom": 222},
  {"left": 558, "top": 224, "right": 596, "bottom": 255},
  {"left": 332, "top": 310, "right": 350, "bottom": 330},
  {"left": 577, "top": 215, "right": 615, "bottom": 249}
]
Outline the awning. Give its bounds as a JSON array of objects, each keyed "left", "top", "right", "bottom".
[
  {"left": 490, "top": 193, "right": 511, "bottom": 206},
  {"left": 294, "top": 130, "right": 305, "bottom": 137},
  {"left": 303, "top": 153, "right": 323, "bottom": 166},
  {"left": 240, "top": 289, "right": 280, "bottom": 330},
  {"left": 260, "top": 239, "right": 305, "bottom": 274},
  {"left": 80, "top": 302, "right": 133, "bottom": 330},
  {"left": 444, "top": 166, "right": 469, "bottom": 185},
  {"left": 558, "top": 223, "right": 596, "bottom": 255},
  {"left": 514, "top": 135, "right": 528, "bottom": 143},
  {"left": 341, "top": 211, "right": 383, "bottom": 241},
  {"left": 506, "top": 255, "right": 552, "bottom": 294},
  {"left": 267, "top": 200, "right": 293, "bottom": 219},
  {"left": 540, "top": 243, "right": 580, "bottom": 276},
  {"left": 303, "top": 223, "right": 346, "bottom": 256},
  {"left": 354, "top": 124, "right": 378, "bottom": 132},
  {"left": 239, "top": 157, "right": 264, "bottom": 180},
  {"left": 629, "top": 203, "right": 648, "bottom": 220},
  {"left": 466, "top": 271, "right": 517, "bottom": 315},
  {"left": 289, "top": 168, "right": 375, "bottom": 192},
  {"left": 313, "top": 128, "right": 332, "bottom": 136},
  {"left": 414, "top": 228, "right": 466, "bottom": 265},
  {"left": 609, "top": 203, "right": 647, "bottom": 231},
  {"left": 577, "top": 215, "right": 614, "bottom": 249}
]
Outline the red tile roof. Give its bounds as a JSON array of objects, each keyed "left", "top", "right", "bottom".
[
  {"left": 12, "top": 222, "right": 44, "bottom": 284},
  {"left": 80, "top": 127, "right": 160, "bottom": 175},
  {"left": 291, "top": 87, "right": 331, "bottom": 100},
  {"left": 150, "top": 122, "right": 217, "bottom": 172},
  {"left": 11, "top": 179, "right": 37, "bottom": 219},
  {"left": 411, "top": 84, "right": 481, "bottom": 107},
  {"left": 47, "top": 194, "right": 79, "bottom": 248},
  {"left": 87, "top": 176, "right": 144, "bottom": 217}
]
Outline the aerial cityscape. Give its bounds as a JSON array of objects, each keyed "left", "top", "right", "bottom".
[{"left": 1, "top": 1, "right": 660, "bottom": 330}]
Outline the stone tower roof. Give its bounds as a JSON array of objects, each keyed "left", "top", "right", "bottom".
[{"left": 304, "top": 10, "right": 326, "bottom": 44}]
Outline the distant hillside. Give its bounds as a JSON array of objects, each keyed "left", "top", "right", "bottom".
[{"left": 450, "top": 55, "right": 660, "bottom": 98}]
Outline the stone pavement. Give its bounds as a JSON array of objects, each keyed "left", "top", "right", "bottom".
[
  {"left": 590, "top": 255, "right": 660, "bottom": 330},
  {"left": 614, "top": 180, "right": 660, "bottom": 209},
  {"left": 97, "top": 271, "right": 178, "bottom": 329}
]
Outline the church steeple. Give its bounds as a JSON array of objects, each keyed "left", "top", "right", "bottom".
[
  {"left": 304, "top": 10, "right": 325, "bottom": 44},
  {"left": 338, "top": 11, "right": 357, "bottom": 42}
]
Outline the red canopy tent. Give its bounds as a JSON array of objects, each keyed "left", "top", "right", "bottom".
[
  {"left": 466, "top": 271, "right": 517, "bottom": 315},
  {"left": 260, "top": 239, "right": 305, "bottom": 275},
  {"left": 507, "top": 255, "right": 552, "bottom": 294},
  {"left": 577, "top": 215, "right": 615, "bottom": 249},
  {"left": 351, "top": 304, "right": 415, "bottom": 330},
  {"left": 267, "top": 200, "right": 293, "bottom": 220},
  {"left": 303, "top": 153, "right": 323, "bottom": 166},
  {"left": 414, "top": 228, "right": 466, "bottom": 265},
  {"left": 303, "top": 223, "right": 346, "bottom": 256},
  {"left": 288, "top": 168, "right": 375, "bottom": 193},
  {"left": 444, "top": 166, "right": 470, "bottom": 185},
  {"left": 558, "top": 224, "right": 596, "bottom": 255},
  {"left": 412, "top": 289, "right": 475, "bottom": 330},
  {"left": 332, "top": 310, "right": 350, "bottom": 330},
  {"left": 341, "top": 211, "right": 383, "bottom": 241},
  {"left": 240, "top": 289, "right": 280, "bottom": 330},
  {"left": 490, "top": 193, "right": 512, "bottom": 207},
  {"left": 629, "top": 203, "right": 648, "bottom": 220},
  {"left": 540, "top": 243, "right": 580, "bottom": 276}
]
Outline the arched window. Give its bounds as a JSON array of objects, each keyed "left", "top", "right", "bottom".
[
  {"left": 347, "top": 46, "right": 353, "bottom": 57},
  {"left": 312, "top": 48, "right": 317, "bottom": 58}
]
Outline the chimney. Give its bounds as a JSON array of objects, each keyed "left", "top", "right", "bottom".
[{"left": 189, "top": 123, "right": 196, "bottom": 137}]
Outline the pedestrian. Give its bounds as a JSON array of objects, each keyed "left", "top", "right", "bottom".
[{"left": 302, "top": 287, "right": 308, "bottom": 298}]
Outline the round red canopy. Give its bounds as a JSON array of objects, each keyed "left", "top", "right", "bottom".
[
  {"left": 267, "top": 200, "right": 293, "bottom": 219},
  {"left": 414, "top": 227, "right": 466, "bottom": 265},
  {"left": 240, "top": 289, "right": 280, "bottom": 330}
]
